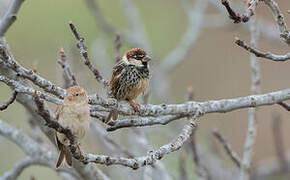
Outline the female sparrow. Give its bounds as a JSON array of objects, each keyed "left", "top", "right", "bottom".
[
  {"left": 55, "top": 86, "right": 90, "bottom": 168},
  {"left": 106, "top": 48, "right": 151, "bottom": 122}
]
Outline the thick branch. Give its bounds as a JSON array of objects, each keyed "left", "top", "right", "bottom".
[
  {"left": 91, "top": 88, "right": 290, "bottom": 117},
  {"left": 0, "top": 120, "right": 80, "bottom": 180},
  {"left": 0, "top": 90, "right": 17, "bottom": 111},
  {"left": 0, "top": 43, "right": 65, "bottom": 98},
  {"left": 0, "top": 75, "right": 62, "bottom": 104},
  {"left": 235, "top": 38, "right": 290, "bottom": 61},
  {"left": 0, "top": 0, "right": 25, "bottom": 37}
]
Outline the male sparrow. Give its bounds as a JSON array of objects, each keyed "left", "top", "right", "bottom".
[
  {"left": 106, "top": 48, "right": 151, "bottom": 122},
  {"left": 55, "top": 86, "right": 90, "bottom": 168}
]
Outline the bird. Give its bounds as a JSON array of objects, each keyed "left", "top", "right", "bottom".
[
  {"left": 106, "top": 48, "right": 151, "bottom": 123},
  {"left": 55, "top": 86, "right": 90, "bottom": 168}
]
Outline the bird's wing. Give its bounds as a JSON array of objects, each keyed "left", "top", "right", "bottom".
[
  {"left": 55, "top": 104, "right": 64, "bottom": 150},
  {"left": 55, "top": 104, "right": 64, "bottom": 120},
  {"left": 110, "top": 60, "right": 126, "bottom": 92}
]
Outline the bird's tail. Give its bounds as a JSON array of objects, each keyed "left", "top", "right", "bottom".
[
  {"left": 105, "top": 110, "right": 118, "bottom": 123},
  {"left": 56, "top": 146, "right": 72, "bottom": 168}
]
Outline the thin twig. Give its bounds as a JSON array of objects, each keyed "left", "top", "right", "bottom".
[
  {"left": 221, "top": 0, "right": 259, "bottom": 23},
  {"left": 178, "top": 151, "right": 188, "bottom": 180},
  {"left": 235, "top": 37, "right": 290, "bottom": 61},
  {"left": 57, "top": 48, "right": 78, "bottom": 88},
  {"left": 0, "top": 0, "right": 26, "bottom": 37},
  {"left": 114, "top": 34, "right": 121, "bottom": 63},
  {"left": 240, "top": 15, "right": 260, "bottom": 180},
  {"left": 263, "top": 0, "right": 290, "bottom": 45},
  {"left": 272, "top": 114, "right": 288, "bottom": 172},
  {"left": 278, "top": 102, "right": 290, "bottom": 111},
  {"left": 212, "top": 129, "right": 241, "bottom": 168},
  {"left": 68, "top": 22, "right": 109, "bottom": 91},
  {"left": 0, "top": 90, "right": 17, "bottom": 111}
]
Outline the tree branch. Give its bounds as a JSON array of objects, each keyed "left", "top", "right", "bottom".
[
  {"left": 0, "top": 90, "right": 17, "bottom": 111},
  {"left": 0, "top": 43, "right": 65, "bottom": 98},
  {"left": 272, "top": 114, "right": 288, "bottom": 172},
  {"left": 278, "top": 102, "right": 290, "bottom": 111},
  {"left": 0, "top": 119, "right": 80, "bottom": 179},
  {"left": 212, "top": 129, "right": 241, "bottom": 168},
  {"left": 90, "top": 88, "right": 290, "bottom": 117},
  {"left": 0, "top": 0, "right": 25, "bottom": 37},
  {"left": 58, "top": 48, "right": 78, "bottom": 88},
  {"left": 240, "top": 16, "right": 260, "bottom": 180},
  {"left": 221, "top": 0, "right": 259, "bottom": 23},
  {"left": 114, "top": 34, "right": 121, "bottom": 63},
  {"left": 69, "top": 22, "right": 109, "bottom": 91},
  {"left": 263, "top": 0, "right": 290, "bottom": 45},
  {"left": 235, "top": 38, "right": 290, "bottom": 61}
]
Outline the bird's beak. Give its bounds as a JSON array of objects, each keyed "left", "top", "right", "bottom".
[{"left": 142, "top": 55, "right": 151, "bottom": 63}]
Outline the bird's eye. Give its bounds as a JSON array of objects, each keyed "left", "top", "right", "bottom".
[
  {"left": 135, "top": 55, "right": 143, "bottom": 60},
  {"left": 75, "top": 93, "right": 79, "bottom": 96}
]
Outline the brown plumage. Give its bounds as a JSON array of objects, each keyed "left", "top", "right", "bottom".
[
  {"left": 55, "top": 86, "right": 90, "bottom": 168},
  {"left": 106, "top": 48, "right": 151, "bottom": 122}
]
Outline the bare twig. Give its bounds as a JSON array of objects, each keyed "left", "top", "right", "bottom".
[
  {"left": 159, "top": 0, "right": 208, "bottom": 72},
  {"left": 0, "top": 43, "right": 65, "bottom": 98},
  {"left": 120, "top": 0, "right": 151, "bottom": 50},
  {"left": 221, "top": 0, "right": 259, "bottom": 23},
  {"left": 278, "top": 102, "right": 290, "bottom": 111},
  {"left": 240, "top": 16, "right": 260, "bottom": 180},
  {"left": 0, "top": 75, "right": 62, "bottom": 104},
  {"left": 0, "top": 0, "right": 25, "bottom": 37},
  {"left": 235, "top": 38, "right": 290, "bottom": 61},
  {"left": 114, "top": 34, "right": 121, "bottom": 63},
  {"left": 0, "top": 90, "right": 17, "bottom": 111},
  {"left": 0, "top": 119, "right": 80, "bottom": 180},
  {"left": 69, "top": 22, "right": 109, "bottom": 90},
  {"left": 58, "top": 48, "right": 78, "bottom": 88},
  {"left": 212, "top": 129, "right": 241, "bottom": 168},
  {"left": 272, "top": 114, "right": 288, "bottom": 172},
  {"left": 178, "top": 151, "right": 188, "bottom": 180},
  {"left": 263, "top": 0, "right": 290, "bottom": 45},
  {"left": 90, "top": 121, "right": 134, "bottom": 158}
]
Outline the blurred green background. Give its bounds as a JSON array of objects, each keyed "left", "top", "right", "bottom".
[{"left": 1, "top": 0, "right": 290, "bottom": 179}]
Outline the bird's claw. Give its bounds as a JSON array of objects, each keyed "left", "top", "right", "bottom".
[{"left": 129, "top": 101, "right": 140, "bottom": 112}]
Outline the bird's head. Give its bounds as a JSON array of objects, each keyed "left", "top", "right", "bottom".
[
  {"left": 64, "top": 86, "right": 89, "bottom": 104},
  {"left": 123, "top": 48, "right": 151, "bottom": 67}
]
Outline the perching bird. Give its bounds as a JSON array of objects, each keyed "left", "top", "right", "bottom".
[
  {"left": 106, "top": 48, "right": 151, "bottom": 122},
  {"left": 55, "top": 86, "right": 90, "bottom": 168}
]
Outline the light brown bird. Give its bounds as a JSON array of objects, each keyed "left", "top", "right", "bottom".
[
  {"left": 106, "top": 48, "right": 151, "bottom": 122},
  {"left": 55, "top": 86, "right": 90, "bottom": 168}
]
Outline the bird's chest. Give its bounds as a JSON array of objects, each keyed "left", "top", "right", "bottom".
[
  {"left": 118, "top": 66, "right": 149, "bottom": 100},
  {"left": 58, "top": 105, "right": 90, "bottom": 139}
]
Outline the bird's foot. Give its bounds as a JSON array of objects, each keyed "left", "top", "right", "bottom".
[
  {"left": 77, "top": 145, "right": 84, "bottom": 160},
  {"left": 128, "top": 100, "right": 140, "bottom": 112}
]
